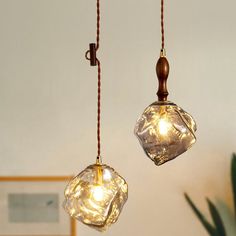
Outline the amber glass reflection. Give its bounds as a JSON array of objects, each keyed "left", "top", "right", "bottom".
[{"left": 63, "top": 164, "right": 128, "bottom": 232}]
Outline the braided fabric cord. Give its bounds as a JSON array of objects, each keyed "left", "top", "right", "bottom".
[
  {"left": 84, "top": 0, "right": 101, "bottom": 159},
  {"left": 97, "top": 59, "right": 101, "bottom": 158},
  {"left": 96, "top": 0, "right": 101, "bottom": 158},
  {"left": 161, "top": 0, "right": 165, "bottom": 49}
]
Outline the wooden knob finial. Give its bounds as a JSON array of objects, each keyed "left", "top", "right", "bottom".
[{"left": 156, "top": 55, "right": 169, "bottom": 101}]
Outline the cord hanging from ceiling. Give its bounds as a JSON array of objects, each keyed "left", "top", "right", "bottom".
[{"left": 85, "top": 0, "right": 102, "bottom": 161}]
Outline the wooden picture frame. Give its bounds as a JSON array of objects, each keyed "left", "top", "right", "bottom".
[{"left": 0, "top": 176, "right": 76, "bottom": 236}]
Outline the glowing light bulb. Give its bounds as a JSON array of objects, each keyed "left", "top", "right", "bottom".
[
  {"left": 158, "top": 118, "right": 170, "bottom": 135},
  {"left": 92, "top": 185, "right": 104, "bottom": 201}
]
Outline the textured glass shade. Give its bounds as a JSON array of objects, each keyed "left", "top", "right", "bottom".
[
  {"left": 63, "top": 164, "right": 128, "bottom": 232},
  {"left": 135, "top": 101, "right": 197, "bottom": 165}
]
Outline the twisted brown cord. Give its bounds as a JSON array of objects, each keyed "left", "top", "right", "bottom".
[
  {"left": 96, "top": 59, "right": 101, "bottom": 158},
  {"left": 161, "top": 0, "right": 165, "bottom": 49},
  {"left": 96, "top": 0, "right": 101, "bottom": 159},
  {"left": 84, "top": 0, "right": 101, "bottom": 160},
  {"left": 96, "top": 0, "right": 100, "bottom": 51}
]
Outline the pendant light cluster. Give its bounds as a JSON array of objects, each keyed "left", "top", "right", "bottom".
[
  {"left": 134, "top": 0, "right": 197, "bottom": 165},
  {"left": 63, "top": 0, "right": 128, "bottom": 232},
  {"left": 63, "top": 0, "right": 196, "bottom": 232}
]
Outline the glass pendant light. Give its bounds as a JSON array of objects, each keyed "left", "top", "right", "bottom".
[
  {"left": 63, "top": 0, "right": 128, "bottom": 231},
  {"left": 134, "top": 0, "right": 197, "bottom": 166}
]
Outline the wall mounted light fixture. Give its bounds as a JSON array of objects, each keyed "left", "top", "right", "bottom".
[
  {"left": 135, "top": 0, "right": 197, "bottom": 165},
  {"left": 63, "top": 0, "right": 128, "bottom": 232}
]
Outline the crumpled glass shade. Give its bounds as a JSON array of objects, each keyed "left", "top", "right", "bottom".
[
  {"left": 63, "top": 164, "right": 128, "bottom": 232},
  {"left": 135, "top": 101, "right": 197, "bottom": 165}
]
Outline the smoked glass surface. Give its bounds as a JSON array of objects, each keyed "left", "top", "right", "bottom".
[{"left": 135, "top": 101, "right": 197, "bottom": 165}]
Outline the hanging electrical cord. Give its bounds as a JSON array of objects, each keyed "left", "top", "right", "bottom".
[
  {"left": 161, "top": 0, "right": 165, "bottom": 49},
  {"left": 64, "top": 1, "right": 128, "bottom": 230},
  {"left": 95, "top": 0, "right": 101, "bottom": 161},
  {"left": 85, "top": 0, "right": 102, "bottom": 162}
]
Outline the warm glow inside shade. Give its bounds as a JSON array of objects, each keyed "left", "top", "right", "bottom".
[
  {"left": 63, "top": 164, "right": 128, "bottom": 232},
  {"left": 135, "top": 101, "right": 197, "bottom": 165}
]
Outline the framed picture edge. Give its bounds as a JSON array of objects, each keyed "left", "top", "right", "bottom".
[{"left": 0, "top": 176, "right": 76, "bottom": 236}]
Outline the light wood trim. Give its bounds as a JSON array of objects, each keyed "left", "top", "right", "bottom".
[
  {"left": 70, "top": 218, "right": 76, "bottom": 236},
  {"left": 0, "top": 176, "right": 73, "bottom": 182},
  {"left": 0, "top": 175, "right": 77, "bottom": 236}
]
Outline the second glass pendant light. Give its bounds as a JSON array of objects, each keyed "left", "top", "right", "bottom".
[
  {"left": 64, "top": 160, "right": 128, "bottom": 231},
  {"left": 63, "top": 0, "right": 128, "bottom": 231}
]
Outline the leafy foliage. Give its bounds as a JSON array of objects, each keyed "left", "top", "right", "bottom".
[
  {"left": 207, "top": 198, "right": 226, "bottom": 236},
  {"left": 184, "top": 193, "right": 220, "bottom": 236},
  {"left": 231, "top": 153, "right": 236, "bottom": 219},
  {"left": 185, "top": 153, "right": 236, "bottom": 236}
]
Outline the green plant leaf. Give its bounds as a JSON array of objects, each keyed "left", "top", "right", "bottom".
[
  {"left": 231, "top": 153, "right": 236, "bottom": 219},
  {"left": 207, "top": 198, "right": 226, "bottom": 236},
  {"left": 184, "top": 193, "right": 219, "bottom": 236}
]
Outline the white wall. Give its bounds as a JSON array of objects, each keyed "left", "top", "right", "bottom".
[{"left": 0, "top": 0, "right": 236, "bottom": 235}]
